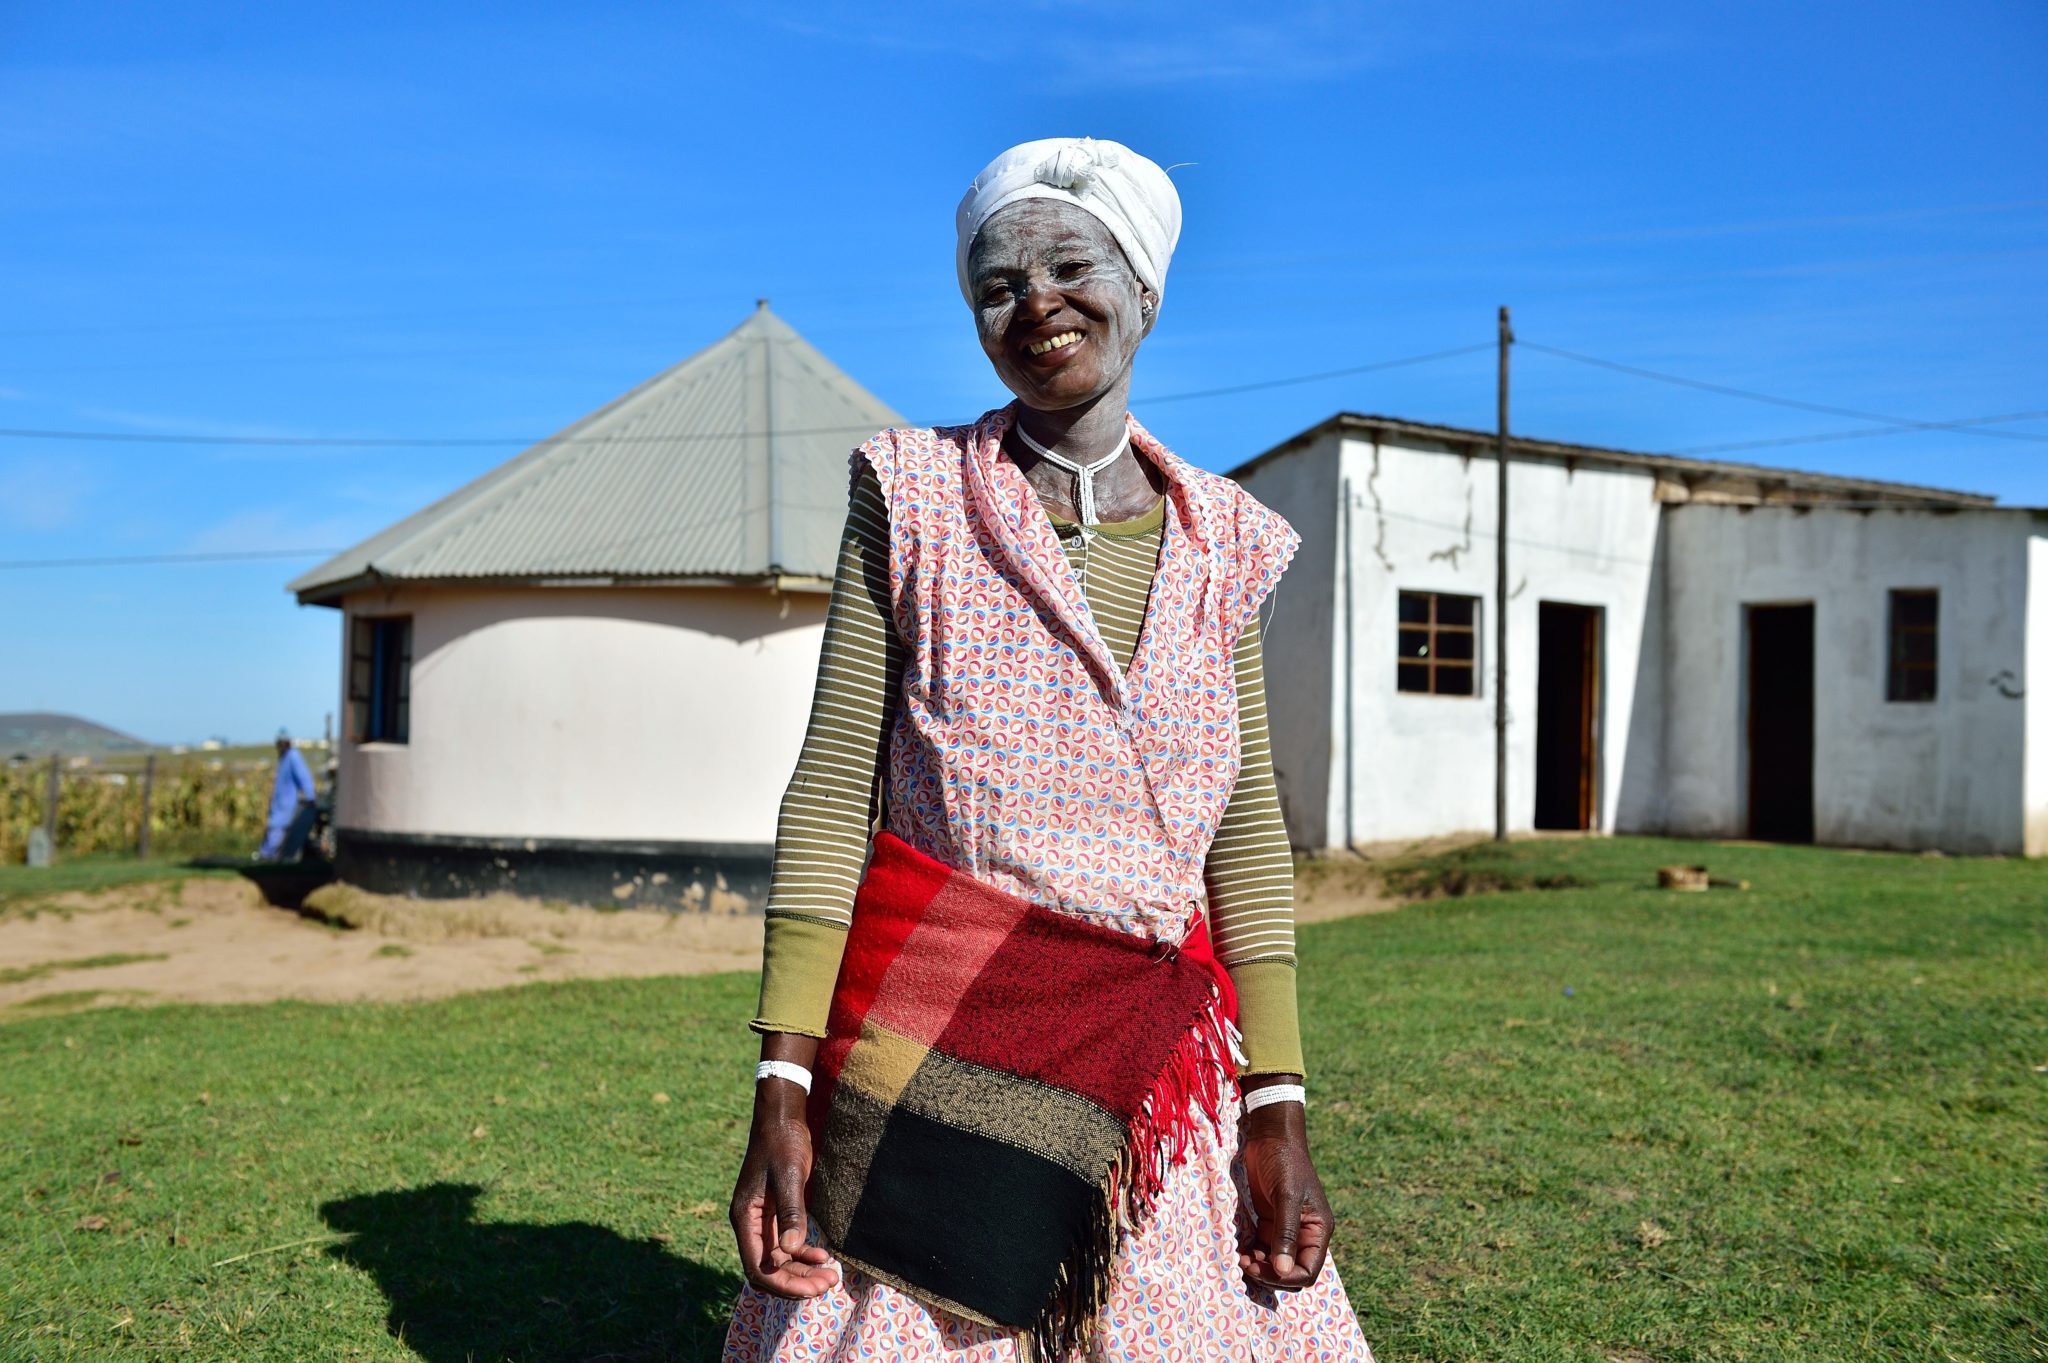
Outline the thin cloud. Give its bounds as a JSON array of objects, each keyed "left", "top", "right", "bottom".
[
  {"left": 76, "top": 406, "right": 322, "bottom": 441},
  {"left": 1498, "top": 200, "right": 2048, "bottom": 252},
  {"left": 763, "top": 4, "right": 1690, "bottom": 86},
  {"left": 1065, "top": 25, "right": 1387, "bottom": 85},
  {"left": 184, "top": 508, "right": 369, "bottom": 556},
  {"left": 764, "top": 4, "right": 1399, "bottom": 86},
  {"left": 0, "top": 455, "right": 100, "bottom": 531}
]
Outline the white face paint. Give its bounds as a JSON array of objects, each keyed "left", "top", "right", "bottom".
[{"left": 968, "top": 199, "right": 1158, "bottom": 414}]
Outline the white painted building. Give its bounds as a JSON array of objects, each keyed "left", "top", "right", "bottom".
[
  {"left": 290, "top": 305, "right": 902, "bottom": 907},
  {"left": 1231, "top": 415, "right": 2048, "bottom": 857}
]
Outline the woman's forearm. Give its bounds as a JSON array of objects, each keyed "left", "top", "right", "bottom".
[
  {"left": 750, "top": 466, "right": 901, "bottom": 1037},
  {"left": 1206, "top": 616, "right": 1307, "bottom": 1077}
]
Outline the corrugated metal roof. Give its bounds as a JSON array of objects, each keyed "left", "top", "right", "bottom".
[
  {"left": 290, "top": 304, "right": 905, "bottom": 604},
  {"left": 1229, "top": 412, "right": 1996, "bottom": 507}
]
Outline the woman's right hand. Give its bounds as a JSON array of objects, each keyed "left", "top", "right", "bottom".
[{"left": 729, "top": 1045, "right": 840, "bottom": 1299}]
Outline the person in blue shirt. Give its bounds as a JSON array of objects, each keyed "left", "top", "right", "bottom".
[{"left": 258, "top": 728, "right": 318, "bottom": 861}]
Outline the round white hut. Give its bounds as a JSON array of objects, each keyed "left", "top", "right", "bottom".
[{"left": 290, "top": 304, "right": 903, "bottom": 909}]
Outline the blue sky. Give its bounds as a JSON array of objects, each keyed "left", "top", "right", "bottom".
[{"left": 2, "top": 1, "right": 2044, "bottom": 743}]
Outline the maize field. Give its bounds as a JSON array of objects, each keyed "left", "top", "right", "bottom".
[{"left": 0, "top": 759, "right": 277, "bottom": 863}]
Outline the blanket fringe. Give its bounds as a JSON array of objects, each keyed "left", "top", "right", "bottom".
[{"left": 1028, "top": 989, "right": 1237, "bottom": 1362}]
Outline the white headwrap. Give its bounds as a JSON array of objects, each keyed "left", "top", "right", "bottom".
[{"left": 955, "top": 137, "right": 1182, "bottom": 307}]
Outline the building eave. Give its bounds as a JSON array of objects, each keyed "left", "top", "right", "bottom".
[
  {"left": 294, "top": 569, "right": 827, "bottom": 609},
  {"left": 1225, "top": 411, "right": 1998, "bottom": 509}
]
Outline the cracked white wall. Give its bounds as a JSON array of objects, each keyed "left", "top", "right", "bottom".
[
  {"left": 1238, "top": 432, "right": 2048, "bottom": 855},
  {"left": 1233, "top": 433, "right": 1343, "bottom": 849},
  {"left": 1241, "top": 433, "right": 1665, "bottom": 846},
  {"left": 1663, "top": 506, "right": 2037, "bottom": 854}
]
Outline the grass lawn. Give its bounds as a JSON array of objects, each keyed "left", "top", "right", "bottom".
[
  {"left": 3, "top": 837, "right": 2043, "bottom": 1361},
  {"left": 0, "top": 856, "right": 242, "bottom": 917}
]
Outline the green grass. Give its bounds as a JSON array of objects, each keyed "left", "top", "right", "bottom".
[
  {"left": 0, "top": 953, "right": 169, "bottom": 986},
  {"left": 0, "top": 856, "right": 240, "bottom": 918},
  {"left": 3, "top": 837, "right": 2043, "bottom": 1361},
  {"left": 7, "top": 987, "right": 145, "bottom": 1014}
]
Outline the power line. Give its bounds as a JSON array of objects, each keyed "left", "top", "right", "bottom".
[
  {"left": 1141, "top": 343, "right": 1493, "bottom": 403},
  {"left": 0, "top": 548, "right": 345, "bottom": 570},
  {"left": 4, "top": 337, "right": 2041, "bottom": 575},
  {"left": 1522, "top": 342, "right": 2048, "bottom": 444},
  {"left": 1670, "top": 409, "right": 2048, "bottom": 456},
  {"left": 0, "top": 492, "right": 865, "bottom": 572},
  {"left": 0, "top": 342, "right": 1495, "bottom": 449},
  {"left": 0, "top": 287, "right": 843, "bottom": 341},
  {"left": 0, "top": 423, "right": 884, "bottom": 449},
  {"left": 7, "top": 340, "right": 2035, "bottom": 455}
]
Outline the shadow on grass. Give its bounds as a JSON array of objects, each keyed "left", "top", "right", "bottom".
[
  {"left": 1377, "top": 842, "right": 1592, "bottom": 901},
  {"left": 321, "top": 1183, "right": 740, "bottom": 1363}
]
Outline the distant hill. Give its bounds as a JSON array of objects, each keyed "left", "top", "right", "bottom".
[{"left": 0, "top": 712, "right": 153, "bottom": 760}]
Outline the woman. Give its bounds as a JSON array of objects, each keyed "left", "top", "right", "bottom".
[{"left": 725, "top": 137, "right": 1373, "bottom": 1362}]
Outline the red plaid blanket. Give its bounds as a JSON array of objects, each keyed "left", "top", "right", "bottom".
[{"left": 807, "top": 832, "right": 1239, "bottom": 1359}]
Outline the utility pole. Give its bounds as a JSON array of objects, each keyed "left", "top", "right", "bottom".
[
  {"left": 43, "top": 753, "right": 61, "bottom": 842},
  {"left": 1494, "top": 306, "right": 1513, "bottom": 843},
  {"left": 137, "top": 753, "right": 157, "bottom": 859},
  {"left": 1340, "top": 477, "right": 1355, "bottom": 850}
]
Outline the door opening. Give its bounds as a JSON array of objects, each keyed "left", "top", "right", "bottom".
[
  {"left": 1747, "top": 603, "right": 1815, "bottom": 842},
  {"left": 1535, "top": 602, "right": 1602, "bottom": 830}
]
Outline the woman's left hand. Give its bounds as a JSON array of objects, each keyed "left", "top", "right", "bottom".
[{"left": 1234, "top": 1082, "right": 1334, "bottom": 1292}]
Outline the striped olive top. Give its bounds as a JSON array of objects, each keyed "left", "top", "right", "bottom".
[{"left": 753, "top": 463, "right": 1304, "bottom": 1075}]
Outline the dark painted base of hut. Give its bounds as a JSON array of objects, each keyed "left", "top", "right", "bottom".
[{"left": 335, "top": 828, "right": 774, "bottom": 912}]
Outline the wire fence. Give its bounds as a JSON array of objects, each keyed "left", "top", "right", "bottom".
[{"left": 1, "top": 754, "right": 297, "bottom": 864}]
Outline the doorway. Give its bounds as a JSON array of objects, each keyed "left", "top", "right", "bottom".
[
  {"left": 1535, "top": 602, "right": 1602, "bottom": 830},
  {"left": 1746, "top": 603, "right": 1815, "bottom": 842}
]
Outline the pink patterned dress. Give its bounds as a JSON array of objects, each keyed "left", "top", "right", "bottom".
[{"left": 724, "top": 409, "right": 1374, "bottom": 1362}]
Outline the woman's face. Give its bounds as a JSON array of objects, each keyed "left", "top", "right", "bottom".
[{"left": 967, "top": 199, "right": 1156, "bottom": 412}]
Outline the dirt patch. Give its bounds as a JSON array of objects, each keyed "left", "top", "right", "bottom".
[
  {"left": 0, "top": 878, "right": 763, "bottom": 1015},
  {"left": 302, "top": 883, "right": 744, "bottom": 946},
  {"left": 1293, "top": 832, "right": 1503, "bottom": 922},
  {"left": 1294, "top": 856, "right": 1402, "bottom": 922},
  {"left": 1, "top": 845, "right": 1426, "bottom": 1016},
  {"left": 7, "top": 876, "right": 259, "bottom": 921}
]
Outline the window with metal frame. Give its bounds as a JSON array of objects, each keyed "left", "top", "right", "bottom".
[
  {"left": 1397, "top": 590, "right": 1480, "bottom": 697},
  {"left": 1886, "top": 589, "right": 1937, "bottom": 703},
  {"left": 348, "top": 615, "right": 413, "bottom": 742}
]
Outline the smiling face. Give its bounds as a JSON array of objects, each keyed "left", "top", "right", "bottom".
[{"left": 967, "top": 199, "right": 1157, "bottom": 413}]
